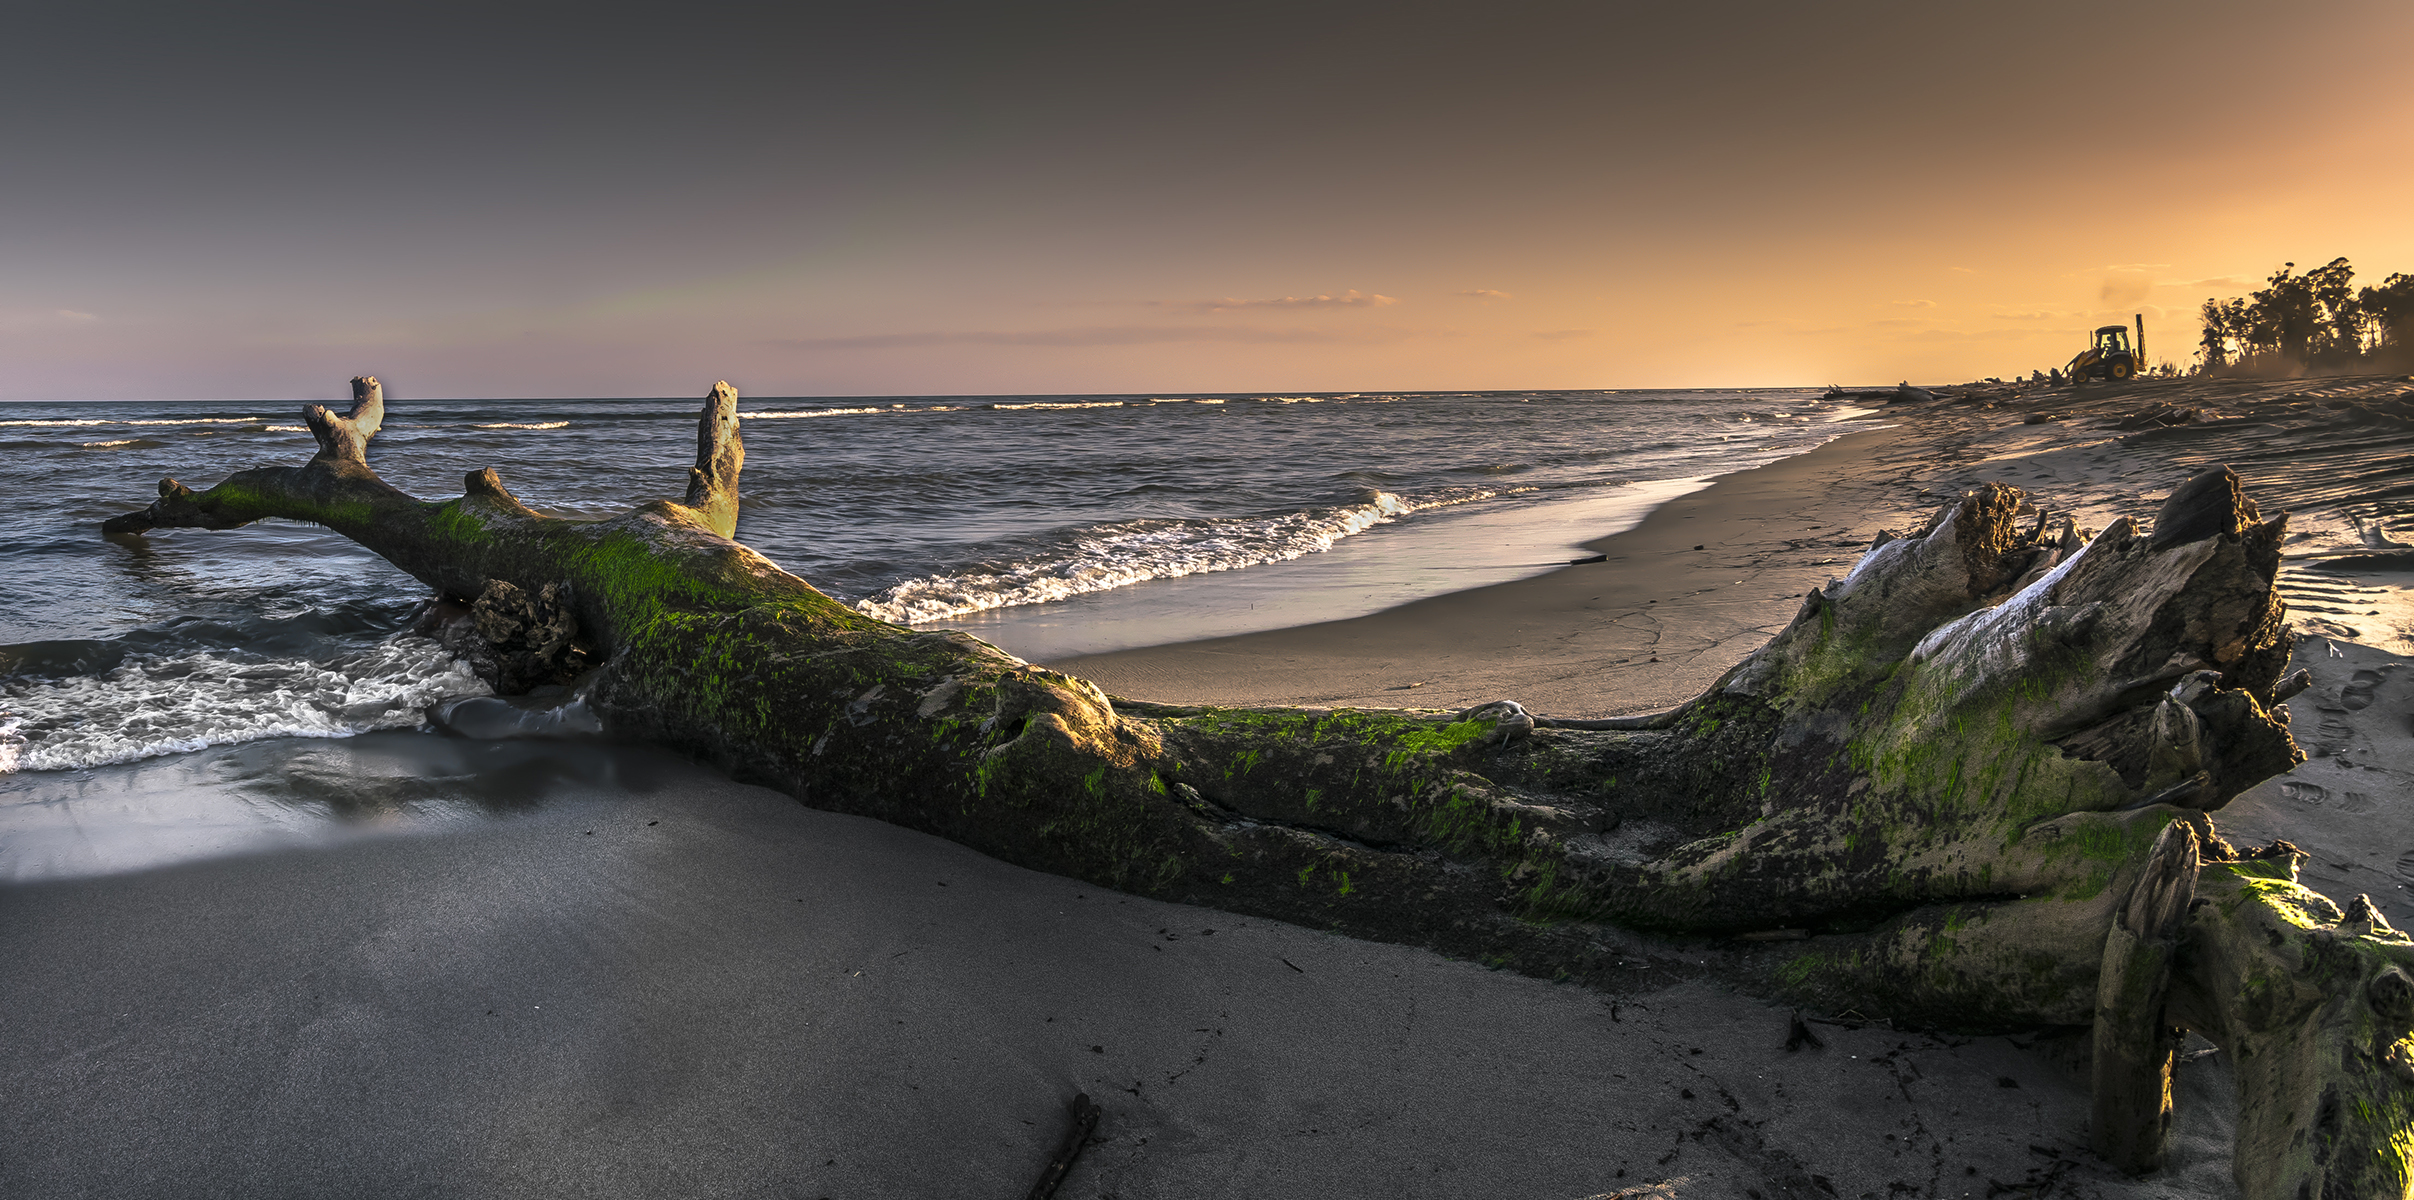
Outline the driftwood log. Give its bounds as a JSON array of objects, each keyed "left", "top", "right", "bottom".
[{"left": 103, "top": 379, "right": 2414, "bottom": 1197}]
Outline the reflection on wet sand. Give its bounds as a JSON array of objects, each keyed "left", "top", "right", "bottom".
[{"left": 0, "top": 728, "right": 714, "bottom": 883}]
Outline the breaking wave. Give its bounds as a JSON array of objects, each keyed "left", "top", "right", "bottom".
[
  {"left": 0, "top": 637, "right": 487, "bottom": 774},
  {"left": 748, "top": 407, "right": 890, "bottom": 419},
  {"left": 0, "top": 417, "right": 268, "bottom": 428},
  {"left": 852, "top": 488, "right": 1515, "bottom": 624}
]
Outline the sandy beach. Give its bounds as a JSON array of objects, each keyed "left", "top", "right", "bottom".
[
  {"left": 0, "top": 764, "right": 2245, "bottom": 1200},
  {"left": 1059, "top": 373, "right": 2414, "bottom": 722},
  {"left": 12, "top": 373, "right": 2414, "bottom": 1198},
  {"left": 1054, "top": 422, "right": 1935, "bottom": 719}
]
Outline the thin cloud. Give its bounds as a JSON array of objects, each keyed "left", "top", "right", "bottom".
[
  {"left": 56, "top": 309, "right": 97, "bottom": 321},
  {"left": 1149, "top": 289, "right": 1398, "bottom": 313},
  {"left": 2100, "top": 270, "right": 2157, "bottom": 307},
  {"left": 1871, "top": 317, "right": 1934, "bottom": 328},
  {"left": 1950, "top": 267, "right": 1976, "bottom": 274},
  {"left": 1890, "top": 299, "right": 1935, "bottom": 309},
  {"left": 1457, "top": 289, "right": 1512, "bottom": 301},
  {"left": 1531, "top": 329, "right": 1593, "bottom": 341},
  {"left": 2171, "top": 276, "right": 2248, "bottom": 290},
  {"left": 1899, "top": 327, "right": 2050, "bottom": 342},
  {"left": 1991, "top": 310, "right": 2065, "bottom": 321},
  {"left": 773, "top": 325, "right": 1420, "bottom": 350}
]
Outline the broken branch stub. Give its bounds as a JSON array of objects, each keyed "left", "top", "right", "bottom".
[
  {"left": 682, "top": 380, "right": 743, "bottom": 539},
  {"left": 304, "top": 375, "right": 386, "bottom": 465}
]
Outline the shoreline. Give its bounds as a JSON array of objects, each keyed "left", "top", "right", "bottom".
[
  {"left": 1058, "top": 370, "right": 2414, "bottom": 719},
  {"left": 1051, "top": 421, "right": 1930, "bottom": 718}
]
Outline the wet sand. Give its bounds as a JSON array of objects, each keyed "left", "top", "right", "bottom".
[
  {"left": 1053, "top": 423, "right": 1935, "bottom": 719},
  {"left": 14, "top": 373, "right": 2414, "bottom": 1197}
]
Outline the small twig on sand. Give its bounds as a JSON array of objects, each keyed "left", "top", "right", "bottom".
[{"left": 1024, "top": 1092, "right": 1102, "bottom": 1200}]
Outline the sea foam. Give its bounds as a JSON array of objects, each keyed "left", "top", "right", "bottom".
[
  {"left": 0, "top": 638, "right": 486, "bottom": 774},
  {"left": 852, "top": 488, "right": 1510, "bottom": 624}
]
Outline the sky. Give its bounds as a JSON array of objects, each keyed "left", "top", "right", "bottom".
[{"left": 4, "top": 0, "right": 2411, "bottom": 400}]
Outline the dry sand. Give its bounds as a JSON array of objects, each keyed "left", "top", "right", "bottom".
[{"left": 12, "top": 372, "right": 2414, "bottom": 1198}]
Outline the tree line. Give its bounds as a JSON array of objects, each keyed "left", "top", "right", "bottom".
[{"left": 2197, "top": 257, "right": 2414, "bottom": 371}]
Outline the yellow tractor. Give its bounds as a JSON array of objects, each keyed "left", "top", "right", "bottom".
[{"left": 2068, "top": 313, "right": 2146, "bottom": 382}]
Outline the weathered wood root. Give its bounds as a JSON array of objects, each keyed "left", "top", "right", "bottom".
[
  {"left": 2091, "top": 820, "right": 2198, "bottom": 1172},
  {"left": 2175, "top": 852, "right": 2414, "bottom": 1198},
  {"left": 98, "top": 380, "right": 2412, "bottom": 1197}
]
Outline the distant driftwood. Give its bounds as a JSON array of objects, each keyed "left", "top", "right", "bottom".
[
  {"left": 104, "top": 377, "right": 2414, "bottom": 1198},
  {"left": 1822, "top": 381, "right": 1940, "bottom": 404}
]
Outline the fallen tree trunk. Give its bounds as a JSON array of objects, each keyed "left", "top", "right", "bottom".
[{"left": 104, "top": 379, "right": 2414, "bottom": 1197}]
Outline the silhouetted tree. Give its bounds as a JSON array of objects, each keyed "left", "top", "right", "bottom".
[
  {"left": 2305, "top": 257, "right": 2360, "bottom": 361},
  {"left": 2251, "top": 263, "right": 2320, "bottom": 362},
  {"left": 2362, "top": 272, "right": 2414, "bottom": 356},
  {"left": 2197, "top": 298, "right": 2229, "bottom": 369},
  {"left": 2193, "top": 257, "right": 2410, "bottom": 373}
]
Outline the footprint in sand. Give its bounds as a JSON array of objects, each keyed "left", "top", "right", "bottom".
[
  {"left": 2281, "top": 781, "right": 2330, "bottom": 805},
  {"left": 2342, "top": 669, "right": 2383, "bottom": 712},
  {"left": 2342, "top": 792, "right": 2379, "bottom": 814},
  {"left": 2313, "top": 715, "right": 2356, "bottom": 755},
  {"left": 2396, "top": 852, "right": 2414, "bottom": 885}
]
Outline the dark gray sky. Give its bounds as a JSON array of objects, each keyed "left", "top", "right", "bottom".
[{"left": 5, "top": 1, "right": 2407, "bottom": 397}]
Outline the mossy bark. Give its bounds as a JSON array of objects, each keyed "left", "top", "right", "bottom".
[
  {"left": 104, "top": 382, "right": 2414, "bottom": 1197},
  {"left": 2092, "top": 821, "right": 2199, "bottom": 1173}
]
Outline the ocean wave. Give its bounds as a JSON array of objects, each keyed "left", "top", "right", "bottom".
[
  {"left": 852, "top": 488, "right": 1505, "bottom": 624},
  {"left": 0, "top": 637, "right": 487, "bottom": 774},
  {"left": 747, "top": 408, "right": 889, "bottom": 419},
  {"left": 79, "top": 438, "right": 161, "bottom": 449},
  {"left": 0, "top": 417, "right": 267, "bottom": 428},
  {"left": 472, "top": 421, "right": 571, "bottom": 430},
  {"left": 986, "top": 401, "right": 1130, "bottom": 411}
]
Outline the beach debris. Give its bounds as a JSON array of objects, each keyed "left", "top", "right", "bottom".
[
  {"left": 1454, "top": 700, "right": 1537, "bottom": 744},
  {"left": 2114, "top": 403, "right": 2200, "bottom": 430},
  {"left": 1783, "top": 1012, "right": 1823, "bottom": 1052},
  {"left": 2351, "top": 514, "right": 2414, "bottom": 550},
  {"left": 1021, "top": 1092, "right": 1101, "bottom": 1200}
]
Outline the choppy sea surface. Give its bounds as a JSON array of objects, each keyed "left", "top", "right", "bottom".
[{"left": 0, "top": 388, "right": 1871, "bottom": 877}]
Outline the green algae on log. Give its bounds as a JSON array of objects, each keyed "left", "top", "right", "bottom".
[{"left": 103, "top": 379, "right": 2414, "bottom": 1198}]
